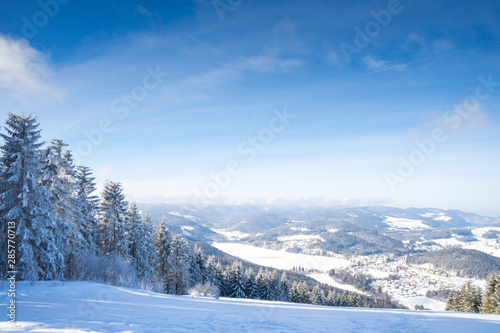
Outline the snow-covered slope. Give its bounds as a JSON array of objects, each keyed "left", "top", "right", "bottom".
[
  {"left": 2, "top": 282, "right": 500, "bottom": 332},
  {"left": 212, "top": 242, "right": 349, "bottom": 271}
]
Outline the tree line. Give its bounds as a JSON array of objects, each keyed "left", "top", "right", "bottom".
[{"left": 446, "top": 272, "right": 500, "bottom": 314}]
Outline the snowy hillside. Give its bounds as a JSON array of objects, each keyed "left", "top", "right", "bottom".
[{"left": 2, "top": 282, "right": 500, "bottom": 332}]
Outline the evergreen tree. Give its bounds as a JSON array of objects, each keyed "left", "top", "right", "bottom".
[
  {"left": 74, "top": 165, "right": 100, "bottom": 253},
  {"left": 447, "top": 281, "right": 482, "bottom": 313},
  {"left": 229, "top": 261, "right": 246, "bottom": 298},
  {"left": 188, "top": 245, "right": 206, "bottom": 288},
  {"left": 156, "top": 217, "right": 172, "bottom": 291},
  {"left": 0, "top": 113, "right": 66, "bottom": 280},
  {"left": 140, "top": 211, "right": 158, "bottom": 281},
  {"left": 244, "top": 267, "right": 258, "bottom": 299},
  {"left": 166, "top": 235, "right": 190, "bottom": 294},
  {"left": 290, "top": 282, "right": 300, "bottom": 303},
  {"left": 326, "top": 290, "right": 337, "bottom": 306},
  {"left": 278, "top": 272, "right": 291, "bottom": 302},
  {"left": 310, "top": 284, "right": 323, "bottom": 305},
  {"left": 99, "top": 181, "right": 129, "bottom": 259},
  {"left": 481, "top": 272, "right": 500, "bottom": 314},
  {"left": 255, "top": 268, "right": 268, "bottom": 300},
  {"left": 297, "top": 282, "right": 310, "bottom": 304},
  {"left": 126, "top": 203, "right": 156, "bottom": 280},
  {"left": 41, "top": 140, "right": 87, "bottom": 277}
]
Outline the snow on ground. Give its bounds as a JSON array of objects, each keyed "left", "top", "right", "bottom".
[
  {"left": 290, "top": 227, "right": 309, "bottom": 231},
  {"left": 384, "top": 216, "right": 433, "bottom": 230},
  {"left": 434, "top": 214, "right": 452, "bottom": 222},
  {"left": 327, "top": 228, "right": 338, "bottom": 233},
  {"left": 395, "top": 296, "right": 447, "bottom": 312},
  {"left": 306, "top": 273, "right": 367, "bottom": 295},
  {"left": 213, "top": 229, "right": 252, "bottom": 240},
  {"left": 277, "top": 235, "right": 324, "bottom": 242},
  {"left": 212, "top": 243, "right": 349, "bottom": 271},
  {"left": 2, "top": 282, "right": 500, "bottom": 333},
  {"left": 168, "top": 211, "right": 199, "bottom": 222}
]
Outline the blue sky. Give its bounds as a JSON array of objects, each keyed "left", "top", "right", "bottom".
[{"left": 0, "top": 0, "right": 499, "bottom": 215}]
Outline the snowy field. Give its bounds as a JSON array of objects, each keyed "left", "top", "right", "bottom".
[
  {"left": 395, "top": 296, "right": 447, "bottom": 312},
  {"left": 212, "top": 243, "right": 349, "bottom": 271},
  {"left": 306, "top": 273, "right": 367, "bottom": 295},
  {"left": 384, "top": 216, "right": 433, "bottom": 230},
  {"left": 2, "top": 282, "right": 500, "bottom": 332}
]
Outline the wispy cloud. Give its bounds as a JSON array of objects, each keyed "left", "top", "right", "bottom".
[
  {"left": 363, "top": 55, "right": 388, "bottom": 70},
  {"left": 182, "top": 54, "right": 302, "bottom": 87},
  {"left": 0, "top": 35, "right": 59, "bottom": 98},
  {"left": 136, "top": 5, "right": 152, "bottom": 17}
]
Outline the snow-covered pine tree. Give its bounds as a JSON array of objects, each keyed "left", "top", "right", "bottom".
[
  {"left": 0, "top": 113, "right": 66, "bottom": 280},
  {"left": 310, "top": 284, "right": 323, "bottom": 305},
  {"left": 74, "top": 165, "right": 100, "bottom": 253},
  {"left": 325, "top": 290, "right": 337, "bottom": 306},
  {"left": 458, "top": 282, "right": 482, "bottom": 313},
  {"left": 99, "top": 180, "right": 130, "bottom": 259},
  {"left": 156, "top": 216, "right": 172, "bottom": 291},
  {"left": 290, "top": 282, "right": 299, "bottom": 303},
  {"left": 205, "top": 254, "right": 217, "bottom": 282},
  {"left": 244, "top": 267, "right": 258, "bottom": 299},
  {"left": 205, "top": 254, "right": 226, "bottom": 296},
  {"left": 340, "top": 291, "right": 348, "bottom": 307},
  {"left": 140, "top": 211, "right": 158, "bottom": 281},
  {"left": 166, "top": 235, "right": 190, "bottom": 294},
  {"left": 229, "top": 261, "right": 246, "bottom": 298},
  {"left": 255, "top": 268, "right": 268, "bottom": 300},
  {"left": 266, "top": 269, "right": 277, "bottom": 301},
  {"left": 278, "top": 272, "right": 291, "bottom": 302},
  {"left": 481, "top": 272, "right": 500, "bottom": 314},
  {"left": 188, "top": 245, "right": 206, "bottom": 288},
  {"left": 126, "top": 203, "right": 144, "bottom": 273},
  {"left": 41, "top": 139, "right": 88, "bottom": 277},
  {"left": 348, "top": 293, "right": 359, "bottom": 307}
]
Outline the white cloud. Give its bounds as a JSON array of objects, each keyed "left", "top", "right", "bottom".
[
  {"left": 0, "top": 35, "right": 58, "bottom": 98},
  {"left": 363, "top": 55, "right": 388, "bottom": 70}
]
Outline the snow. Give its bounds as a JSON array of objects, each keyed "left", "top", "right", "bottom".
[
  {"left": 2, "top": 281, "right": 500, "bottom": 332},
  {"left": 306, "top": 273, "right": 367, "bottom": 295},
  {"left": 396, "top": 296, "right": 447, "bottom": 311},
  {"left": 213, "top": 229, "right": 252, "bottom": 240},
  {"left": 212, "top": 243, "right": 349, "bottom": 271},
  {"left": 384, "top": 216, "right": 433, "bottom": 230},
  {"left": 327, "top": 228, "right": 339, "bottom": 233},
  {"left": 169, "top": 211, "right": 199, "bottom": 222},
  {"left": 290, "top": 227, "right": 309, "bottom": 231},
  {"left": 434, "top": 216, "right": 452, "bottom": 221},
  {"left": 277, "top": 235, "right": 324, "bottom": 242},
  {"left": 181, "top": 229, "right": 192, "bottom": 236}
]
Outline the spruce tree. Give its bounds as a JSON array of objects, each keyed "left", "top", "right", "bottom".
[
  {"left": 41, "top": 139, "right": 87, "bottom": 277},
  {"left": 74, "top": 165, "right": 100, "bottom": 253},
  {"left": 0, "top": 113, "right": 66, "bottom": 280},
  {"left": 229, "top": 261, "right": 246, "bottom": 298},
  {"left": 278, "top": 272, "right": 291, "bottom": 302},
  {"left": 99, "top": 181, "right": 129, "bottom": 259},
  {"left": 481, "top": 272, "right": 500, "bottom": 314},
  {"left": 156, "top": 216, "right": 172, "bottom": 291},
  {"left": 188, "top": 245, "right": 206, "bottom": 288},
  {"left": 166, "top": 235, "right": 190, "bottom": 294}
]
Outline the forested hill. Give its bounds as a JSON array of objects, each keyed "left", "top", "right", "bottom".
[{"left": 406, "top": 248, "right": 500, "bottom": 279}]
